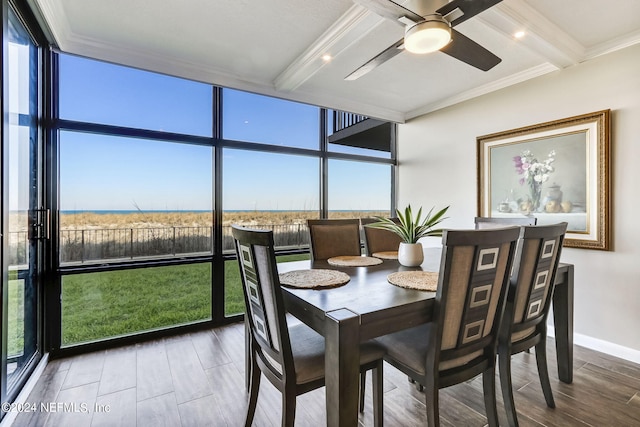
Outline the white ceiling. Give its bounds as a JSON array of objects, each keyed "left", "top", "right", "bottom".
[{"left": 28, "top": 0, "right": 640, "bottom": 123}]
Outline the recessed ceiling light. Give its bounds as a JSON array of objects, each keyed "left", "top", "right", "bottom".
[
  {"left": 514, "top": 31, "right": 526, "bottom": 39},
  {"left": 322, "top": 54, "right": 332, "bottom": 62}
]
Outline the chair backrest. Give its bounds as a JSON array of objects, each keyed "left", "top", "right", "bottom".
[
  {"left": 507, "top": 222, "right": 567, "bottom": 340},
  {"left": 474, "top": 216, "right": 537, "bottom": 230},
  {"left": 432, "top": 227, "right": 520, "bottom": 372},
  {"left": 307, "top": 219, "right": 362, "bottom": 261},
  {"left": 360, "top": 217, "right": 404, "bottom": 256},
  {"left": 232, "top": 226, "right": 293, "bottom": 382}
]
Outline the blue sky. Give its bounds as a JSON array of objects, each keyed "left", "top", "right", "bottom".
[{"left": 58, "top": 54, "right": 390, "bottom": 211}]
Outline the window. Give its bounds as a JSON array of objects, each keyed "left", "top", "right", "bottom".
[
  {"left": 59, "top": 131, "right": 213, "bottom": 264},
  {"left": 56, "top": 54, "right": 218, "bottom": 347},
  {"left": 222, "top": 149, "right": 319, "bottom": 315},
  {"left": 59, "top": 55, "right": 213, "bottom": 136},
  {"left": 53, "top": 53, "right": 395, "bottom": 351},
  {"left": 222, "top": 88, "right": 319, "bottom": 148},
  {"left": 328, "top": 160, "right": 392, "bottom": 218},
  {"left": 3, "top": 4, "right": 42, "bottom": 408}
]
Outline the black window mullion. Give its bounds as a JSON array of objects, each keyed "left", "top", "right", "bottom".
[
  {"left": 212, "top": 86, "right": 225, "bottom": 324},
  {"left": 320, "top": 108, "right": 328, "bottom": 218}
]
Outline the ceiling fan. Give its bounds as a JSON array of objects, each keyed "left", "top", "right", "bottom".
[{"left": 345, "top": 0, "right": 503, "bottom": 80}]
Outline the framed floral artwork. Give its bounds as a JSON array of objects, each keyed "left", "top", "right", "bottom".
[{"left": 477, "top": 110, "right": 611, "bottom": 250}]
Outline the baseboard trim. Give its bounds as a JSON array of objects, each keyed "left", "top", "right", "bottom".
[
  {"left": 548, "top": 329, "right": 640, "bottom": 364},
  {"left": 0, "top": 353, "right": 49, "bottom": 427}
]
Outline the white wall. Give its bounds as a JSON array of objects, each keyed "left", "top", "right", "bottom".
[{"left": 399, "top": 43, "right": 640, "bottom": 361}]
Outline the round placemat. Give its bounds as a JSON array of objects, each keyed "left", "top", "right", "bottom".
[
  {"left": 372, "top": 251, "right": 398, "bottom": 260},
  {"left": 279, "top": 269, "right": 350, "bottom": 289},
  {"left": 327, "top": 256, "right": 383, "bottom": 267},
  {"left": 387, "top": 271, "right": 439, "bottom": 292}
]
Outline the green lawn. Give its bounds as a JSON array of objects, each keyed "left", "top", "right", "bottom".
[
  {"left": 62, "top": 264, "right": 213, "bottom": 345},
  {"left": 7, "top": 271, "right": 24, "bottom": 357},
  {"left": 62, "top": 253, "right": 309, "bottom": 345},
  {"left": 224, "top": 253, "right": 309, "bottom": 316}
]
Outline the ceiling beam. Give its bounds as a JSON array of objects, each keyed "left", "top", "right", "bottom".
[
  {"left": 480, "top": 0, "right": 585, "bottom": 68},
  {"left": 274, "top": 5, "right": 385, "bottom": 92}
]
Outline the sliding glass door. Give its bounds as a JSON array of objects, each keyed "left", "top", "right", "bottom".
[{"left": 1, "top": 3, "right": 44, "bottom": 410}]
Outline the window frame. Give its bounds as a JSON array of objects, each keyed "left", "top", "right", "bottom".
[
  {"left": 1, "top": 0, "right": 49, "bottom": 414},
  {"left": 47, "top": 53, "right": 397, "bottom": 357}
]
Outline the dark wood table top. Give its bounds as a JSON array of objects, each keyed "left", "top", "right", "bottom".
[{"left": 278, "top": 247, "right": 444, "bottom": 340}]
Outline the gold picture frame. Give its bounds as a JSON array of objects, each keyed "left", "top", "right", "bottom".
[{"left": 477, "top": 110, "right": 611, "bottom": 250}]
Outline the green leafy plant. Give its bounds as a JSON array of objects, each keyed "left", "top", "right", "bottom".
[{"left": 366, "top": 205, "right": 449, "bottom": 244}]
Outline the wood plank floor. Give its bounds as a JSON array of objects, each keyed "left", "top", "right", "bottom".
[{"left": 12, "top": 322, "right": 640, "bottom": 426}]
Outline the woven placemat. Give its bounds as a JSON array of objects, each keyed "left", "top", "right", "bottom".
[
  {"left": 279, "top": 269, "right": 350, "bottom": 289},
  {"left": 387, "top": 271, "right": 439, "bottom": 292},
  {"left": 372, "top": 251, "right": 398, "bottom": 260},
  {"left": 327, "top": 256, "right": 383, "bottom": 267}
]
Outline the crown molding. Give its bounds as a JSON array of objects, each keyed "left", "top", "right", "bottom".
[
  {"left": 585, "top": 28, "right": 640, "bottom": 59},
  {"left": 405, "top": 62, "right": 558, "bottom": 120},
  {"left": 28, "top": 0, "right": 70, "bottom": 47}
]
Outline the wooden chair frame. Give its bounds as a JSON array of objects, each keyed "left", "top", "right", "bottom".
[
  {"left": 498, "top": 222, "right": 567, "bottom": 426},
  {"left": 378, "top": 227, "right": 521, "bottom": 426},
  {"left": 232, "top": 226, "right": 383, "bottom": 426}
]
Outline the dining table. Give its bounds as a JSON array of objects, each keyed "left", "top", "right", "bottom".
[{"left": 278, "top": 247, "right": 574, "bottom": 427}]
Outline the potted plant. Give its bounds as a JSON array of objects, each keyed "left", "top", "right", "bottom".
[{"left": 366, "top": 205, "right": 449, "bottom": 266}]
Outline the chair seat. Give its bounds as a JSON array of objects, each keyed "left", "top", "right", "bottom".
[
  {"left": 290, "top": 323, "right": 385, "bottom": 384},
  {"left": 375, "top": 324, "right": 483, "bottom": 374},
  {"left": 511, "top": 326, "right": 536, "bottom": 344}
]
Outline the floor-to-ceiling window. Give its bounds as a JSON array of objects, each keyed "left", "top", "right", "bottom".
[
  {"left": 55, "top": 54, "right": 215, "bottom": 347},
  {"left": 50, "top": 54, "right": 396, "bottom": 352},
  {"left": 1, "top": 0, "right": 46, "bottom": 416}
]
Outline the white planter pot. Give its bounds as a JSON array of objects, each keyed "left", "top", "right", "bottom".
[{"left": 398, "top": 242, "right": 424, "bottom": 267}]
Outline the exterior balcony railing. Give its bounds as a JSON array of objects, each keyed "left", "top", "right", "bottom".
[
  {"left": 333, "top": 111, "right": 369, "bottom": 133},
  {"left": 8, "top": 224, "right": 311, "bottom": 266}
]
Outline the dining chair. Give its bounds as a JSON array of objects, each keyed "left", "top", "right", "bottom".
[
  {"left": 232, "top": 225, "right": 384, "bottom": 427},
  {"left": 498, "top": 222, "right": 567, "bottom": 426},
  {"left": 360, "top": 217, "right": 403, "bottom": 257},
  {"left": 307, "top": 218, "right": 362, "bottom": 261},
  {"left": 374, "top": 226, "right": 521, "bottom": 427},
  {"left": 474, "top": 216, "right": 537, "bottom": 229}
]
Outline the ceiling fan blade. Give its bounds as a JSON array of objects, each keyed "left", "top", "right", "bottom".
[
  {"left": 441, "top": 29, "right": 501, "bottom": 71},
  {"left": 345, "top": 38, "right": 405, "bottom": 80},
  {"left": 353, "top": 0, "right": 423, "bottom": 25},
  {"left": 437, "top": 0, "right": 502, "bottom": 27}
]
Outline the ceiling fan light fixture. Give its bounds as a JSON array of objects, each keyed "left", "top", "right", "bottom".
[{"left": 404, "top": 15, "right": 451, "bottom": 54}]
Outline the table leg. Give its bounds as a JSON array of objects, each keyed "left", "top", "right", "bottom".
[
  {"left": 553, "top": 264, "right": 574, "bottom": 383},
  {"left": 325, "top": 308, "right": 360, "bottom": 427}
]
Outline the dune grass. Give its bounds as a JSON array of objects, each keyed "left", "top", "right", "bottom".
[{"left": 60, "top": 210, "right": 388, "bottom": 229}]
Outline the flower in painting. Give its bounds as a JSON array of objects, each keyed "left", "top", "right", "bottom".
[{"left": 513, "top": 149, "right": 555, "bottom": 210}]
